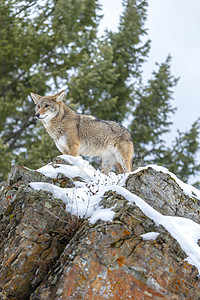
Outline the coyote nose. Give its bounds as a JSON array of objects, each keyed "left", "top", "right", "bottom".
[{"left": 35, "top": 113, "right": 40, "bottom": 119}]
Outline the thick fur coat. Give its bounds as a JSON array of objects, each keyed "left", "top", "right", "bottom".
[{"left": 31, "top": 90, "right": 134, "bottom": 174}]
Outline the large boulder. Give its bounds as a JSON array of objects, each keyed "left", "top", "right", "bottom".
[{"left": 0, "top": 157, "right": 200, "bottom": 299}]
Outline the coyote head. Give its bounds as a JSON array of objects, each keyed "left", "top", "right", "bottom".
[{"left": 30, "top": 90, "right": 65, "bottom": 122}]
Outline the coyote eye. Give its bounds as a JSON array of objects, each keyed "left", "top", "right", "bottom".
[
  {"left": 38, "top": 105, "right": 40, "bottom": 109},
  {"left": 44, "top": 104, "right": 49, "bottom": 108}
]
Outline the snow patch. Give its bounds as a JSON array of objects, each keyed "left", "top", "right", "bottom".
[{"left": 141, "top": 232, "right": 160, "bottom": 241}]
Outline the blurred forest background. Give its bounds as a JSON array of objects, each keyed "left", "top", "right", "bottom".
[{"left": 1, "top": 0, "right": 200, "bottom": 186}]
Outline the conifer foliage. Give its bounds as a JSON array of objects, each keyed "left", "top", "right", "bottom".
[{"left": 0, "top": 0, "right": 199, "bottom": 184}]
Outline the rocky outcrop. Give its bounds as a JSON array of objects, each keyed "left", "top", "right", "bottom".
[
  {"left": 0, "top": 159, "right": 200, "bottom": 299},
  {"left": 0, "top": 165, "right": 81, "bottom": 299},
  {"left": 126, "top": 167, "right": 200, "bottom": 222}
]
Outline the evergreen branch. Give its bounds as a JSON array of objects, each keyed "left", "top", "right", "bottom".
[
  {"left": 12, "top": 1, "right": 37, "bottom": 18},
  {"left": 3, "top": 118, "right": 36, "bottom": 149}
]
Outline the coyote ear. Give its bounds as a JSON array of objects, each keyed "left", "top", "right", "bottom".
[
  {"left": 30, "top": 92, "right": 42, "bottom": 104},
  {"left": 55, "top": 90, "right": 65, "bottom": 103}
]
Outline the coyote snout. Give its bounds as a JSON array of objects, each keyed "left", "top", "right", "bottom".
[{"left": 31, "top": 90, "right": 134, "bottom": 174}]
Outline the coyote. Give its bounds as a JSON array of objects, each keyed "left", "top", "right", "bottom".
[{"left": 30, "top": 90, "right": 134, "bottom": 174}]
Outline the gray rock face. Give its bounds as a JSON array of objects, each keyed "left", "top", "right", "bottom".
[
  {"left": 0, "top": 159, "right": 200, "bottom": 299},
  {"left": 0, "top": 165, "right": 81, "bottom": 299},
  {"left": 126, "top": 167, "right": 200, "bottom": 222}
]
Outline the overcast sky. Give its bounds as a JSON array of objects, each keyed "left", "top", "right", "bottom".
[{"left": 99, "top": 0, "right": 200, "bottom": 143}]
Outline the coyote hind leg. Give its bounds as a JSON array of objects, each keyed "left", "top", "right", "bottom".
[
  {"left": 116, "top": 162, "right": 124, "bottom": 174},
  {"left": 115, "top": 160, "right": 132, "bottom": 174},
  {"left": 115, "top": 141, "right": 134, "bottom": 174}
]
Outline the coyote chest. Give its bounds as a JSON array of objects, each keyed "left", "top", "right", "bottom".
[
  {"left": 43, "top": 122, "right": 68, "bottom": 153},
  {"left": 55, "top": 136, "right": 68, "bottom": 153}
]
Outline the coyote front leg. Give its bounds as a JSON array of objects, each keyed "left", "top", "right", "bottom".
[{"left": 66, "top": 142, "right": 80, "bottom": 156}]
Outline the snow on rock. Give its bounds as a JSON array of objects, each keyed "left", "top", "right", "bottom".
[
  {"left": 90, "top": 207, "right": 116, "bottom": 224},
  {"left": 30, "top": 155, "right": 128, "bottom": 221},
  {"left": 133, "top": 164, "right": 200, "bottom": 200},
  {"left": 141, "top": 232, "right": 160, "bottom": 241},
  {"left": 30, "top": 155, "right": 200, "bottom": 274},
  {"left": 109, "top": 185, "right": 200, "bottom": 273},
  {"left": 37, "top": 155, "right": 97, "bottom": 181}
]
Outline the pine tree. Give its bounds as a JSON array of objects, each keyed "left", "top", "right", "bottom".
[
  {"left": 67, "top": 0, "right": 150, "bottom": 122},
  {"left": 67, "top": 42, "right": 120, "bottom": 120},
  {"left": 0, "top": 0, "right": 101, "bottom": 178},
  {"left": 130, "top": 55, "right": 200, "bottom": 185},
  {"left": 160, "top": 120, "right": 200, "bottom": 184},
  {"left": 130, "top": 56, "right": 179, "bottom": 165}
]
